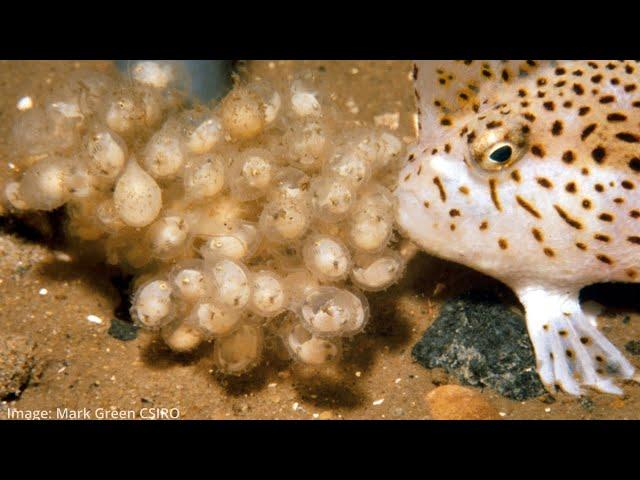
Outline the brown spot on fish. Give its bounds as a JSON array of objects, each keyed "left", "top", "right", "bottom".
[
  {"left": 628, "top": 236, "right": 640, "bottom": 245},
  {"left": 531, "top": 145, "right": 545, "bottom": 157},
  {"left": 516, "top": 195, "right": 542, "bottom": 218},
  {"left": 576, "top": 242, "right": 587, "bottom": 250},
  {"left": 581, "top": 124, "right": 597, "bottom": 140},
  {"left": 554, "top": 205, "right": 583, "bottom": 229},
  {"left": 489, "top": 179, "right": 501, "bottom": 211},
  {"left": 498, "top": 238, "right": 508, "bottom": 250},
  {"left": 598, "top": 213, "right": 614, "bottom": 222},
  {"left": 596, "top": 254, "right": 613, "bottom": 265},
  {"left": 433, "top": 176, "right": 447, "bottom": 202},
  {"left": 537, "top": 177, "right": 553, "bottom": 188},
  {"left": 532, "top": 228, "right": 544, "bottom": 242},
  {"left": 458, "top": 186, "right": 469, "bottom": 195},
  {"left": 562, "top": 151, "right": 575, "bottom": 164},
  {"left": 449, "top": 209, "right": 461, "bottom": 217},
  {"left": 565, "top": 182, "right": 577, "bottom": 193},
  {"left": 591, "top": 146, "right": 607, "bottom": 163},
  {"left": 578, "top": 106, "right": 591, "bottom": 116},
  {"left": 594, "top": 234, "right": 610, "bottom": 242},
  {"left": 479, "top": 221, "right": 488, "bottom": 231},
  {"left": 511, "top": 170, "right": 521, "bottom": 182},
  {"left": 617, "top": 132, "right": 640, "bottom": 143},
  {"left": 628, "top": 157, "right": 640, "bottom": 172},
  {"left": 543, "top": 248, "right": 555, "bottom": 257},
  {"left": 607, "top": 113, "right": 627, "bottom": 122},
  {"left": 551, "top": 120, "right": 563, "bottom": 136}
]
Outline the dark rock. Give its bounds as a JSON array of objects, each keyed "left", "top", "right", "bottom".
[
  {"left": 625, "top": 340, "right": 640, "bottom": 355},
  {"left": 412, "top": 291, "right": 546, "bottom": 401},
  {"left": 108, "top": 318, "right": 139, "bottom": 342}
]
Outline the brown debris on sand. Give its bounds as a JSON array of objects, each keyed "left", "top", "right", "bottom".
[{"left": 0, "top": 335, "right": 36, "bottom": 399}]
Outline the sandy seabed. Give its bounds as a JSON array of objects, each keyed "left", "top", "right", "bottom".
[{"left": 1, "top": 60, "right": 639, "bottom": 420}]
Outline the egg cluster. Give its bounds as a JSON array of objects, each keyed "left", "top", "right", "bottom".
[{"left": 2, "top": 61, "right": 406, "bottom": 374}]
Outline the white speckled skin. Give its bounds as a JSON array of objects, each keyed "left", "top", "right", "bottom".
[{"left": 396, "top": 61, "right": 640, "bottom": 395}]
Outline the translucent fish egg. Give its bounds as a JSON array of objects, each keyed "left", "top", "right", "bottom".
[
  {"left": 188, "top": 299, "right": 242, "bottom": 338},
  {"left": 183, "top": 153, "right": 225, "bottom": 201},
  {"left": 285, "top": 120, "right": 330, "bottom": 172},
  {"left": 210, "top": 258, "right": 251, "bottom": 310},
  {"left": 351, "top": 251, "right": 404, "bottom": 291},
  {"left": 161, "top": 321, "right": 204, "bottom": 353},
  {"left": 197, "top": 221, "right": 260, "bottom": 262},
  {"left": 131, "top": 61, "right": 176, "bottom": 89},
  {"left": 259, "top": 199, "right": 310, "bottom": 243},
  {"left": 84, "top": 129, "right": 127, "bottom": 181},
  {"left": 214, "top": 324, "right": 263, "bottom": 375},
  {"left": 299, "top": 287, "right": 368, "bottom": 338},
  {"left": 220, "top": 87, "right": 265, "bottom": 140},
  {"left": 249, "top": 270, "right": 288, "bottom": 317},
  {"left": 302, "top": 235, "right": 351, "bottom": 282},
  {"left": 148, "top": 216, "right": 189, "bottom": 259},
  {"left": 113, "top": 157, "right": 162, "bottom": 227},
  {"left": 19, "top": 157, "right": 72, "bottom": 211},
  {"left": 142, "top": 128, "right": 185, "bottom": 179},
  {"left": 286, "top": 323, "right": 341, "bottom": 366},
  {"left": 283, "top": 270, "right": 321, "bottom": 308},
  {"left": 229, "top": 149, "right": 274, "bottom": 201},
  {"left": 270, "top": 167, "right": 310, "bottom": 203},
  {"left": 324, "top": 149, "right": 371, "bottom": 188},
  {"left": 186, "top": 117, "right": 222, "bottom": 154},
  {"left": 310, "top": 175, "right": 354, "bottom": 221},
  {"left": 130, "top": 279, "right": 174, "bottom": 330},
  {"left": 170, "top": 260, "right": 210, "bottom": 303}
]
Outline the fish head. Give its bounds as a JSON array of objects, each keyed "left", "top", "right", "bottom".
[{"left": 396, "top": 60, "right": 640, "bottom": 288}]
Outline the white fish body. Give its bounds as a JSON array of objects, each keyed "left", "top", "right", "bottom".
[{"left": 396, "top": 60, "right": 640, "bottom": 395}]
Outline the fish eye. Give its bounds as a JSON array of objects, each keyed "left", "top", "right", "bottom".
[
  {"left": 469, "top": 124, "right": 528, "bottom": 173},
  {"left": 473, "top": 140, "right": 521, "bottom": 171},
  {"left": 488, "top": 144, "right": 512, "bottom": 163}
]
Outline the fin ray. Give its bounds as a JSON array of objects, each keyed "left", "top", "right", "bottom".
[{"left": 518, "top": 287, "right": 635, "bottom": 396}]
